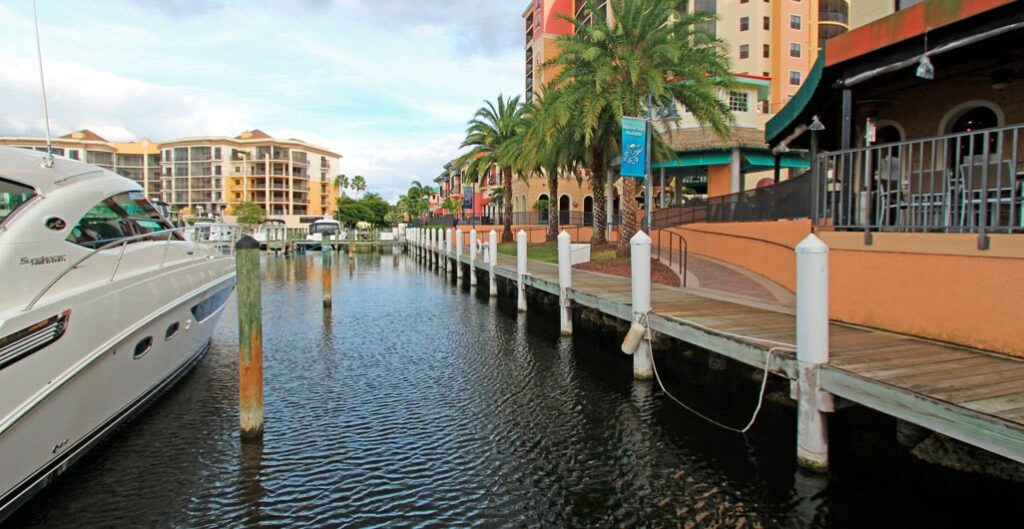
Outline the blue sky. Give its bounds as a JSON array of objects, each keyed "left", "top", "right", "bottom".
[{"left": 0, "top": 0, "right": 525, "bottom": 201}]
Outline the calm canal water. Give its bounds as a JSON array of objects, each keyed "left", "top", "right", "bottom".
[{"left": 6, "top": 251, "right": 1023, "bottom": 528}]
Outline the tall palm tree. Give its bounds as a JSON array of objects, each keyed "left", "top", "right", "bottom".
[
  {"left": 335, "top": 174, "right": 349, "bottom": 196},
  {"left": 504, "top": 91, "right": 584, "bottom": 242},
  {"left": 549, "top": 0, "right": 733, "bottom": 253},
  {"left": 352, "top": 175, "right": 367, "bottom": 199},
  {"left": 460, "top": 94, "right": 525, "bottom": 243}
]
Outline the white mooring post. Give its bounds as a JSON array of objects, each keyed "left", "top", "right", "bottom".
[
  {"left": 516, "top": 229, "right": 528, "bottom": 312},
  {"left": 796, "top": 233, "right": 830, "bottom": 472},
  {"left": 455, "top": 228, "right": 464, "bottom": 280},
  {"left": 440, "top": 229, "right": 447, "bottom": 273},
  {"left": 444, "top": 228, "right": 452, "bottom": 274},
  {"left": 630, "top": 231, "right": 653, "bottom": 379},
  {"left": 431, "top": 229, "right": 438, "bottom": 269},
  {"left": 557, "top": 231, "right": 573, "bottom": 336},
  {"left": 469, "top": 229, "right": 478, "bottom": 287},
  {"left": 489, "top": 229, "right": 498, "bottom": 297}
]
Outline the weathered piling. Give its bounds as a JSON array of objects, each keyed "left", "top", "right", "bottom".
[
  {"left": 796, "top": 234, "right": 831, "bottom": 472},
  {"left": 488, "top": 230, "right": 498, "bottom": 297},
  {"left": 322, "top": 236, "right": 332, "bottom": 308},
  {"left": 455, "top": 228, "right": 463, "bottom": 280},
  {"left": 557, "top": 231, "right": 573, "bottom": 336},
  {"left": 517, "top": 229, "right": 527, "bottom": 312},
  {"left": 444, "top": 228, "right": 451, "bottom": 274},
  {"left": 469, "top": 229, "right": 478, "bottom": 287},
  {"left": 630, "top": 231, "right": 653, "bottom": 379},
  {"left": 235, "top": 236, "right": 264, "bottom": 441}
]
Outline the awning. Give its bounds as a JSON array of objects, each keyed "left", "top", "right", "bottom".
[
  {"left": 743, "top": 153, "right": 810, "bottom": 170},
  {"left": 653, "top": 152, "right": 731, "bottom": 168},
  {"left": 765, "top": 52, "right": 825, "bottom": 146}
]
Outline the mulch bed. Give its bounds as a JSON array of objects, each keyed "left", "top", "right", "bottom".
[{"left": 574, "top": 244, "right": 681, "bottom": 288}]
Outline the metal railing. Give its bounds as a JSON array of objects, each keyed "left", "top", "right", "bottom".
[
  {"left": 652, "top": 171, "right": 813, "bottom": 229},
  {"left": 25, "top": 226, "right": 237, "bottom": 312},
  {"left": 814, "top": 123, "right": 1024, "bottom": 249},
  {"left": 654, "top": 230, "right": 688, "bottom": 287}
]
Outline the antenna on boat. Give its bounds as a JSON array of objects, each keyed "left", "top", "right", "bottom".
[{"left": 32, "top": 0, "right": 55, "bottom": 169}]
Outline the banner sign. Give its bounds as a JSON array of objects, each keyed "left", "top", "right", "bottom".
[
  {"left": 621, "top": 116, "right": 648, "bottom": 178},
  {"left": 462, "top": 187, "right": 473, "bottom": 209}
]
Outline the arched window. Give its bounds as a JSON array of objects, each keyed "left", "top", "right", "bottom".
[
  {"left": 583, "top": 196, "right": 594, "bottom": 227},
  {"left": 559, "top": 195, "right": 571, "bottom": 225},
  {"left": 950, "top": 106, "right": 1000, "bottom": 162}
]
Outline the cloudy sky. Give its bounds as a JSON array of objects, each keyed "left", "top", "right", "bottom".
[{"left": 0, "top": 0, "right": 525, "bottom": 201}]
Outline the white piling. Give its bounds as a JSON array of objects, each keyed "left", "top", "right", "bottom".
[
  {"left": 444, "top": 228, "right": 452, "bottom": 274},
  {"left": 630, "top": 231, "right": 653, "bottom": 379},
  {"left": 556, "top": 231, "right": 573, "bottom": 336},
  {"left": 440, "top": 229, "right": 447, "bottom": 272},
  {"left": 455, "top": 228, "right": 464, "bottom": 280},
  {"left": 469, "top": 229, "right": 478, "bottom": 287},
  {"left": 489, "top": 229, "right": 498, "bottom": 297},
  {"left": 516, "top": 229, "right": 528, "bottom": 313},
  {"left": 796, "top": 233, "right": 830, "bottom": 472}
]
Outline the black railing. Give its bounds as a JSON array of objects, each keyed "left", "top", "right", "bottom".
[{"left": 651, "top": 171, "right": 813, "bottom": 229}]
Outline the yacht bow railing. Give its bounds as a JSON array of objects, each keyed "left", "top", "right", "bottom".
[{"left": 24, "top": 226, "right": 238, "bottom": 312}]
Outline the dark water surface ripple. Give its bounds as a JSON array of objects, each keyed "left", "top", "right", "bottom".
[{"left": 6, "top": 252, "right": 1024, "bottom": 528}]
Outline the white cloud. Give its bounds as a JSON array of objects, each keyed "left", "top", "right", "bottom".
[{"left": 0, "top": 58, "right": 251, "bottom": 141}]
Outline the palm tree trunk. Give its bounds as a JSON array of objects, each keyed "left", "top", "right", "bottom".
[
  {"left": 547, "top": 173, "right": 559, "bottom": 242},
  {"left": 502, "top": 167, "right": 514, "bottom": 243},
  {"left": 589, "top": 149, "right": 607, "bottom": 245},
  {"left": 618, "top": 177, "right": 639, "bottom": 256}
]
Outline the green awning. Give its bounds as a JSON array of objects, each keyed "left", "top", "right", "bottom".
[
  {"left": 653, "top": 152, "right": 731, "bottom": 168},
  {"left": 743, "top": 153, "right": 810, "bottom": 170},
  {"left": 765, "top": 52, "right": 825, "bottom": 145}
]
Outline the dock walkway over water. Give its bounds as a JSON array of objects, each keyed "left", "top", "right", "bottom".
[{"left": 410, "top": 233, "right": 1024, "bottom": 465}]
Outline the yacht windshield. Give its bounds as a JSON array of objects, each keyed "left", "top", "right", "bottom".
[
  {"left": 0, "top": 178, "right": 36, "bottom": 226},
  {"left": 67, "top": 191, "right": 180, "bottom": 248}
]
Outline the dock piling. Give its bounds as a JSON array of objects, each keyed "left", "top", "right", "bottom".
[
  {"left": 630, "top": 231, "right": 653, "bottom": 379},
  {"left": 444, "top": 228, "right": 451, "bottom": 274},
  {"left": 557, "top": 231, "right": 573, "bottom": 336},
  {"left": 469, "top": 229, "right": 478, "bottom": 287},
  {"left": 455, "top": 228, "right": 463, "bottom": 280},
  {"left": 516, "top": 230, "right": 527, "bottom": 312},
  {"left": 489, "top": 230, "right": 498, "bottom": 297},
  {"left": 796, "top": 234, "right": 831, "bottom": 472},
  {"left": 321, "top": 235, "right": 332, "bottom": 308},
  {"left": 235, "top": 235, "right": 264, "bottom": 441}
]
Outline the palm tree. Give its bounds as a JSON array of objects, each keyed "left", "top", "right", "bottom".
[
  {"left": 352, "top": 175, "right": 367, "bottom": 199},
  {"left": 335, "top": 174, "right": 349, "bottom": 196},
  {"left": 459, "top": 94, "right": 525, "bottom": 243},
  {"left": 504, "top": 91, "right": 584, "bottom": 241},
  {"left": 406, "top": 180, "right": 429, "bottom": 218},
  {"left": 549, "top": 0, "right": 733, "bottom": 253}
]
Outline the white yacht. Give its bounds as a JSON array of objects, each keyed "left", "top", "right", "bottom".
[
  {"left": 0, "top": 147, "right": 236, "bottom": 519},
  {"left": 307, "top": 218, "right": 344, "bottom": 243}
]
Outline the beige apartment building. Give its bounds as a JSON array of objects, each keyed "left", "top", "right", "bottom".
[{"left": 0, "top": 129, "right": 341, "bottom": 226}]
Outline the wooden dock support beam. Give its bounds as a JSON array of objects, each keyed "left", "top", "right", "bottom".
[
  {"left": 796, "top": 233, "right": 830, "bottom": 472},
  {"left": 469, "top": 229, "right": 478, "bottom": 287},
  {"left": 455, "top": 228, "right": 463, "bottom": 281},
  {"left": 516, "top": 230, "right": 528, "bottom": 312},
  {"left": 557, "top": 231, "right": 573, "bottom": 336},
  {"left": 489, "top": 230, "right": 498, "bottom": 297},
  {"left": 235, "top": 236, "right": 264, "bottom": 441},
  {"left": 321, "top": 236, "right": 332, "bottom": 308},
  {"left": 630, "top": 231, "right": 653, "bottom": 379}
]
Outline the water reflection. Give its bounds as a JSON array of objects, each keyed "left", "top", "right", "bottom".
[{"left": 238, "top": 440, "right": 266, "bottom": 527}]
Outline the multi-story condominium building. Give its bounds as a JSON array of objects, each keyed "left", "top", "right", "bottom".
[{"left": 0, "top": 129, "right": 341, "bottom": 226}]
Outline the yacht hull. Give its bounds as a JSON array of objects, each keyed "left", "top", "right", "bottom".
[{"left": 0, "top": 257, "right": 236, "bottom": 521}]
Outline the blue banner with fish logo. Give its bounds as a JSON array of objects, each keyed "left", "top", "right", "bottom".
[{"left": 621, "top": 116, "right": 647, "bottom": 178}]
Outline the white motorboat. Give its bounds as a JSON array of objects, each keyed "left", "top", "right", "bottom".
[
  {"left": 0, "top": 147, "right": 237, "bottom": 520},
  {"left": 307, "top": 218, "right": 345, "bottom": 243}
]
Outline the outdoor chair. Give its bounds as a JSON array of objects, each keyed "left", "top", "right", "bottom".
[{"left": 956, "top": 155, "right": 1016, "bottom": 229}]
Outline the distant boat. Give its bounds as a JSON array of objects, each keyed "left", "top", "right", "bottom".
[
  {"left": 307, "top": 218, "right": 345, "bottom": 242},
  {"left": 0, "top": 147, "right": 236, "bottom": 520}
]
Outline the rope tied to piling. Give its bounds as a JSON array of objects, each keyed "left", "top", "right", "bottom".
[{"left": 640, "top": 312, "right": 796, "bottom": 434}]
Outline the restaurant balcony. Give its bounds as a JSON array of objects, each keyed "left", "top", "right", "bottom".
[{"left": 813, "top": 123, "right": 1024, "bottom": 249}]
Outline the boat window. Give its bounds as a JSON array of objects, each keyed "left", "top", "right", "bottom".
[
  {"left": 165, "top": 322, "right": 180, "bottom": 341},
  {"left": 0, "top": 178, "right": 36, "bottom": 227},
  {"left": 191, "top": 285, "right": 234, "bottom": 322},
  {"left": 66, "top": 191, "right": 180, "bottom": 248},
  {"left": 133, "top": 336, "right": 153, "bottom": 359}
]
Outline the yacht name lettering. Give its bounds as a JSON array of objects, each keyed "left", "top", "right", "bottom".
[{"left": 19, "top": 255, "right": 67, "bottom": 266}]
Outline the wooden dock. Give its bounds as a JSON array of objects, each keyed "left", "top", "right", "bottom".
[{"left": 415, "top": 238, "right": 1024, "bottom": 464}]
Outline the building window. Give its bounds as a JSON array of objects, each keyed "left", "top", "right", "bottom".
[
  {"left": 763, "top": 44, "right": 770, "bottom": 58},
  {"left": 740, "top": 17, "right": 749, "bottom": 31},
  {"left": 739, "top": 44, "right": 749, "bottom": 59},
  {"left": 763, "top": 16, "right": 770, "bottom": 30},
  {"left": 213, "top": 147, "right": 221, "bottom": 159},
  {"left": 741, "top": 0, "right": 749, "bottom": 3},
  {"left": 728, "top": 91, "right": 749, "bottom": 112},
  {"left": 790, "top": 43, "right": 801, "bottom": 57},
  {"left": 789, "top": 70, "right": 801, "bottom": 86},
  {"left": 790, "top": 15, "right": 802, "bottom": 30}
]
